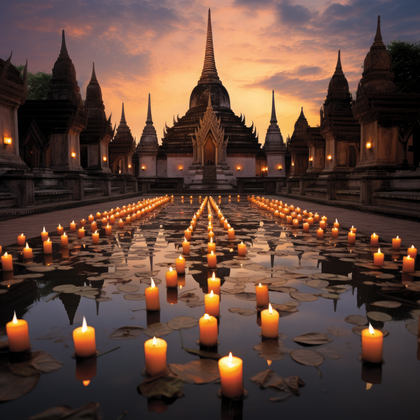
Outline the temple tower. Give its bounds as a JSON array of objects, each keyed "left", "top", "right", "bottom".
[
  {"left": 263, "top": 91, "right": 287, "bottom": 176},
  {"left": 321, "top": 51, "right": 360, "bottom": 172},
  {"left": 136, "top": 94, "right": 159, "bottom": 177},
  {"left": 109, "top": 103, "right": 135, "bottom": 175},
  {"left": 287, "top": 108, "right": 309, "bottom": 176},
  {"left": 80, "top": 63, "right": 114, "bottom": 173}
]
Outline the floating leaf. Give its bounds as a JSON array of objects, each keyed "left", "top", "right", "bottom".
[
  {"left": 371, "top": 301, "right": 401, "bottom": 309},
  {"left": 183, "top": 348, "right": 222, "bottom": 360},
  {"left": 117, "top": 284, "right": 139, "bottom": 293},
  {"left": 271, "top": 304, "right": 299, "bottom": 317},
  {"left": 410, "top": 309, "right": 420, "bottom": 318},
  {"left": 138, "top": 369, "right": 184, "bottom": 399},
  {"left": 124, "top": 293, "right": 145, "bottom": 301},
  {"left": 144, "top": 323, "right": 173, "bottom": 338},
  {"left": 168, "top": 316, "right": 198, "bottom": 330},
  {"left": 291, "top": 349, "right": 324, "bottom": 366},
  {"left": 234, "top": 292, "right": 257, "bottom": 301},
  {"left": 293, "top": 332, "right": 332, "bottom": 345},
  {"left": 228, "top": 308, "right": 256, "bottom": 316},
  {"left": 9, "top": 351, "right": 63, "bottom": 376},
  {"left": 345, "top": 315, "right": 368, "bottom": 326},
  {"left": 28, "top": 402, "right": 102, "bottom": 420},
  {"left": 109, "top": 326, "right": 144, "bottom": 340},
  {"left": 140, "top": 278, "right": 162, "bottom": 285},
  {"left": 320, "top": 293, "right": 340, "bottom": 300},
  {"left": 0, "top": 367, "right": 40, "bottom": 401},
  {"left": 315, "top": 347, "right": 341, "bottom": 359},
  {"left": 169, "top": 359, "right": 219, "bottom": 384},
  {"left": 52, "top": 284, "right": 81, "bottom": 293},
  {"left": 376, "top": 273, "right": 395, "bottom": 279},
  {"left": 305, "top": 279, "right": 329, "bottom": 289},
  {"left": 290, "top": 292, "right": 318, "bottom": 302},
  {"left": 250, "top": 369, "right": 305, "bottom": 394},
  {"left": 366, "top": 311, "right": 392, "bottom": 322},
  {"left": 179, "top": 292, "right": 199, "bottom": 303},
  {"left": 326, "top": 325, "right": 350, "bottom": 337},
  {"left": 405, "top": 322, "right": 419, "bottom": 336}
]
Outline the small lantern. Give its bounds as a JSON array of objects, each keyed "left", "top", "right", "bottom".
[
  {"left": 141, "top": 165, "right": 146, "bottom": 171},
  {"left": 3, "top": 137, "right": 12, "bottom": 145},
  {"left": 366, "top": 142, "right": 372, "bottom": 149},
  {"left": 309, "top": 157, "right": 313, "bottom": 162},
  {"left": 103, "top": 156, "right": 107, "bottom": 162},
  {"left": 128, "top": 164, "right": 132, "bottom": 169},
  {"left": 291, "top": 162, "right": 294, "bottom": 166},
  {"left": 71, "top": 152, "right": 76, "bottom": 158},
  {"left": 236, "top": 166, "right": 241, "bottom": 171},
  {"left": 327, "top": 155, "right": 332, "bottom": 161},
  {"left": 179, "top": 166, "right": 183, "bottom": 171},
  {"left": 278, "top": 165, "right": 282, "bottom": 170}
]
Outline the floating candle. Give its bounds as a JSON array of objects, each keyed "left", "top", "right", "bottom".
[
  {"left": 57, "top": 224, "right": 64, "bottom": 235},
  {"left": 205, "top": 290, "right": 220, "bottom": 317},
  {"left": 208, "top": 237, "right": 216, "bottom": 253},
  {"left": 78, "top": 227, "right": 85, "bottom": 239},
  {"left": 70, "top": 221, "right": 77, "bottom": 232},
  {"left": 23, "top": 243, "right": 33, "bottom": 259},
  {"left": 73, "top": 317, "right": 96, "bottom": 358},
  {"left": 105, "top": 224, "right": 112, "bottom": 236},
  {"left": 166, "top": 267, "right": 178, "bottom": 288},
  {"left": 361, "top": 324, "right": 383, "bottom": 364},
  {"left": 118, "top": 219, "right": 124, "bottom": 229},
  {"left": 255, "top": 283, "right": 269, "bottom": 307},
  {"left": 293, "top": 218, "right": 299, "bottom": 228},
  {"left": 182, "top": 237, "right": 190, "bottom": 255},
  {"left": 407, "top": 245, "right": 417, "bottom": 259},
  {"left": 238, "top": 242, "right": 246, "bottom": 256},
  {"left": 403, "top": 255, "right": 415, "bottom": 273},
  {"left": 144, "top": 337, "right": 167, "bottom": 376},
  {"left": 199, "top": 314, "right": 218, "bottom": 347},
  {"left": 88, "top": 214, "right": 94, "bottom": 223},
  {"left": 207, "top": 251, "right": 217, "bottom": 268},
  {"left": 41, "top": 227, "right": 49, "bottom": 241},
  {"left": 317, "top": 228, "right": 324, "bottom": 239},
  {"left": 303, "top": 223, "right": 309, "bottom": 233},
  {"left": 208, "top": 272, "right": 221, "bottom": 295},
  {"left": 91, "top": 221, "right": 97, "bottom": 232},
  {"left": 332, "top": 227, "right": 339, "bottom": 238},
  {"left": 392, "top": 236, "right": 401, "bottom": 250},
  {"left": 334, "top": 219, "right": 339, "bottom": 229},
  {"left": 374, "top": 248, "right": 384, "bottom": 266},
  {"left": 175, "top": 255, "right": 185, "bottom": 274},
  {"left": 43, "top": 238, "right": 52, "bottom": 254},
  {"left": 17, "top": 234, "right": 26, "bottom": 247},
  {"left": 348, "top": 231, "right": 356, "bottom": 244},
  {"left": 218, "top": 352, "right": 244, "bottom": 399},
  {"left": 261, "top": 303, "right": 279, "bottom": 338},
  {"left": 92, "top": 230, "right": 99, "bottom": 245},
  {"left": 145, "top": 279, "right": 160, "bottom": 311},
  {"left": 6, "top": 311, "right": 30, "bottom": 352},
  {"left": 61, "top": 232, "right": 68, "bottom": 247},
  {"left": 319, "top": 220, "right": 326, "bottom": 230},
  {"left": 350, "top": 226, "right": 357, "bottom": 233},
  {"left": 80, "top": 219, "right": 86, "bottom": 227},
  {"left": 184, "top": 229, "right": 192, "bottom": 241},
  {"left": 371, "top": 233, "right": 379, "bottom": 247}
]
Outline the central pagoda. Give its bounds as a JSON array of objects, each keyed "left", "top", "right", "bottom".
[{"left": 158, "top": 9, "right": 261, "bottom": 188}]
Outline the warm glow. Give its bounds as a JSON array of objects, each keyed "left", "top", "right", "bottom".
[
  {"left": 153, "top": 336, "right": 157, "bottom": 346},
  {"left": 43, "top": 227, "right": 46, "bottom": 232},
  {"left": 179, "top": 166, "right": 183, "bottom": 171},
  {"left": 151, "top": 278, "right": 156, "bottom": 288},
  {"left": 212, "top": 272, "right": 215, "bottom": 279},
  {"left": 82, "top": 380, "right": 90, "bottom": 387},
  {"left": 366, "top": 142, "right": 372, "bottom": 149},
  {"left": 407, "top": 255, "right": 411, "bottom": 260},
  {"left": 25, "top": 243, "right": 29, "bottom": 249},
  {"left": 204, "top": 313, "right": 210, "bottom": 320},
  {"left": 412, "top": 245, "right": 415, "bottom": 249},
  {"left": 63, "top": 232, "right": 67, "bottom": 237},
  {"left": 309, "top": 157, "right": 313, "bottom": 161},
  {"left": 396, "top": 236, "right": 399, "bottom": 239},
  {"left": 269, "top": 303, "right": 273, "bottom": 314},
  {"left": 291, "top": 162, "right": 294, "bottom": 166},
  {"left": 103, "top": 156, "right": 107, "bottom": 161},
  {"left": 169, "top": 267, "right": 173, "bottom": 272},
  {"left": 71, "top": 152, "right": 76, "bottom": 158},
  {"left": 378, "top": 248, "right": 381, "bottom": 253},
  {"left": 13, "top": 311, "right": 17, "bottom": 324},
  {"left": 327, "top": 154, "right": 332, "bottom": 160},
  {"left": 210, "top": 290, "right": 214, "bottom": 297},
  {"left": 278, "top": 165, "right": 282, "bottom": 170},
  {"left": 368, "top": 323, "right": 375, "bottom": 335},
  {"left": 211, "top": 251, "right": 214, "bottom": 255},
  {"left": 210, "top": 237, "right": 213, "bottom": 243},
  {"left": 3, "top": 137, "right": 12, "bottom": 145},
  {"left": 228, "top": 352, "right": 233, "bottom": 363},
  {"left": 335, "top": 219, "right": 338, "bottom": 223},
  {"left": 128, "top": 164, "right": 132, "bottom": 168},
  {"left": 82, "top": 316, "right": 87, "bottom": 333},
  {"left": 236, "top": 166, "right": 241, "bottom": 171},
  {"left": 179, "top": 255, "right": 183, "bottom": 260}
]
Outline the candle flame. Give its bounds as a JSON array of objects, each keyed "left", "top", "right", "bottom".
[
  {"left": 240, "top": 242, "right": 244, "bottom": 245},
  {"left": 4, "top": 252, "right": 7, "bottom": 256},
  {"left": 20, "top": 233, "right": 24, "bottom": 237},
  {"left": 378, "top": 248, "right": 381, "bottom": 253},
  {"left": 107, "top": 224, "right": 110, "bottom": 228},
  {"left": 396, "top": 236, "right": 399, "bottom": 239},
  {"left": 407, "top": 255, "right": 411, "bottom": 260},
  {"left": 269, "top": 303, "right": 273, "bottom": 314},
  {"left": 95, "top": 230, "right": 98, "bottom": 234},
  {"left": 59, "top": 224, "right": 62, "bottom": 228},
  {"left": 82, "top": 316, "right": 87, "bottom": 332},
  {"left": 368, "top": 323, "right": 375, "bottom": 335},
  {"left": 63, "top": 232, "right": 67, "bottom": 237},
  {"left": 151, "top": 278, "right": 155, "bottom": 288},
  {"left": 184, "top": 237, "right": 187, "bottom": 243},
  {"left": 412, "top": 245, "right": 415, "bottom": 249},
  {"left": 211, "top": 251, "right": 214, "bottom": 255},
  {"left": 366, "top": 383, "right": 372, "bottom": 391},
  {"left": 82, "top": 380, "right": 90, "bottom": 387},
  {"left": 210, "top": 290, "right": 214, "bottom": 297},
  {"left": 13, "top": 311, "right": 17, "bottom": 323},
  {"left": 351, "top": 226, "right": 354, "bottom": 229},
  {"left": 26, "top": 243, "right": 29, "bottom": 249},
  {"left": 47, "top": 238, "right": 50, "bottom": 243},
  {"left": 153, "top": 336, "right": 157, "bottom": 346},
  {"left": 179, "top": 255, "right": 183, "bottom": 260},
  {"left": 210, "top": 237, "right": 213, "bottom": 243},
  {"left": 267, "top": 360, "right": 272, "bottom": 366},
  {"left": 204, "top": 313, "right": 210, "bottom": 320},
  {"left": 228, "top": 352, "right": 233, "bottom": 363},
  {"left": 169, "top": 267, "right": 173, "bottom": 272}
]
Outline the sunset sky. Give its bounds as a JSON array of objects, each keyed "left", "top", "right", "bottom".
[{"left": 1, "top": 0, "right": 419, "bottom": 145}]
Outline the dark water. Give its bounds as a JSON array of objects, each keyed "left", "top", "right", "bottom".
[{"left": 0, "top": 197, "right": 419, "bottom": 420}]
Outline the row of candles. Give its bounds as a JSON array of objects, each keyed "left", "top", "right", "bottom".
[
  {"left": 0, "top": 196, "right": 171, "bottom": 272},
  {"left": 250, "top": 195, "right": 418, "bottom": 273}
]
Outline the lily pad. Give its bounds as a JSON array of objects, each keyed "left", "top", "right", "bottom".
[
  {"left": 183, "top": 348, "right": 222, "bottom": 360},
  {"left": 138, "top": 370, "right": 184, "bottom": 399},
  {"left": 228, "top": 308, "right": 256, "bottom": 316},
  {"left": 326, "top": 325, "right": 351, "bottom": 337},
  {"left": 0, "top": 367, "right": 40, "bottom": 401},
  {"left": 168, "top": 316, "right": 198, "bottom": 330},
  {"left": 109, "top": 326, "right": 144, "bottom": 340},
  {"left": 315, "top": 347, "right": 341, "bottom": 359},
  {"left": 290, "top": 292, "right": 318, "bottom": 302},
  {"left": 144, "top": 323, "right": 173, "bottom": 338},
  {"left": 293, "top": 332, "right": 332, "bottom": 345},
  {"left": 371, "top": 301, "right": 401, "bottom": 309},
  {"left": 305, "top": 279, "right": 329, "bottom": 289},
  {"left": 169, "top": 359, "right": 219, "bottom": 384},
  {"left": 250, "top": 369, "right": 305, "bottom": 394},
  {"left": 345, "top": 315, "right": 368, "bottom": 326},
  {"left": 366, "top": 311, "right": 392, "bottom": 322},
  {"left": 124, "top": 293, "right": 145, "bottom": 301},
  {"left": 9, "top": 351, "right": 63, "bottom": 376},
  {"left": 52, "top": 284, "right": 81, "bottom": 293},
  {"left": 405, "top": 322, "right": 419, "bottom": 336},
  {"left": 291, "top": 349, "right": 324, "bottom": 366},
  {"left": 179, "top": 293, "right": 199, "bottom": 303},
  {"left": 117, "top": 284, "right": 140, "bottom": 293}
]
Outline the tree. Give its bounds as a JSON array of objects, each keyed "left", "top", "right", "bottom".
[
  {"left": 15, "top": 65, "right": 52, "bottom": 100},
  {"left": 387, "top": 41, "right": 420, "bottom": 94}
]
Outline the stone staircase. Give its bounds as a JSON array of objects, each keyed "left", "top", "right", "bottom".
[{"left": 202, "top": 165, "right": 216, "bottom": 183}]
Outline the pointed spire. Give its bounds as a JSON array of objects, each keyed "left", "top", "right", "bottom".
[
  {"left": 146, "top": 93, "right": 153, "bottom": 123},
  {"left": 335, "top": 50, "right": 343, "bottom": 75},
  {"left": 90, "top": 62, "right": 97, "bottom": 82},
  {"left": 300, "top": 107, "right": 305, "bottom": 118},
  {"left": 199, "top": 9, "right": 220, "bottom": 83},
  {"left": 121, "top": 102, "right": 126, "bottom": 124},
  {"left": 270, "top": 90, "right": 277, "bottom": 124},
  {"left": 60, "top": 30, "right": 69, "bottom": 56},
  {"left": 372, "top": 15, "right": 385, "bottom": 48}
]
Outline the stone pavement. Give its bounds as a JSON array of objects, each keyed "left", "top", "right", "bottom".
[{"left": 0, "top": 193, "right": 419, "bottom": 249}]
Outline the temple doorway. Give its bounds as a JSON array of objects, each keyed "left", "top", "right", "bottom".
[
  {"left": 349, "top": 145, "right": 357, "bottom": 167},
  {"left": 204, "top": 133, "right": 215, "bottom": 165},
  {"left": 81, "top": 146, "right": 88, "bottom": 169}
]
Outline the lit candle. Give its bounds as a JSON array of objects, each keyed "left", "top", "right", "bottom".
[
  {"left": 101, "top": 217, "right": 108, "bottom": 225},
  {"left": 6, "top": 311, "right": 30, "bottom": 352},
  {"left": 126, "top": 216, "right": 131, "bottom": 224},
  {"left": 238, "top": 242, "right": 246, "bottom": 256},
  {"left": 348, "top": 231, "right": 356, "bottom": 244},
  {"left": 182, "top": 237, "right": 190, "bottom": 255},
  {"left": 292, "top": 218, "right": 299, "bottom": 228},
  {"left": 109, "top": 215, "right": 115, "bottom": 225},
  {"left": 408, "top": 245, "right": 417, "bottom": 259},
  {"left": 43, "top": 238, "right": 52, "bottom": 254},
  {"left": 228, "top": 227, "right": 235, "bottom": 240},
  {"left": 118, "top": 219, "right": 124, "bottom": 229},
  {"left": 199, "top": 314, "right": 218, "bottom": 347},
  {"left": 303, "top": 222, "right": 309, "bottom": 233},
  {"left": 184, "top": 229, "right": 192, "bottom": 241},
  {"left": 255, "top": 283, "right": 269, "bottom": 307},
  {"left": 1, "top": 252, "right": 13, "bottom": 271},
  {"left": 145, "top": 279, "right": 160, "bottom": 311},
  {"left": 17, "top": 234, "right": 26, "bottom": 247},
  {"left": 361, "top": 324, "right": 383, "bottom": 364},
  {"left": 208, "top": 272, "right": 221, "bottom": 295},
  {"left": 208, "top": 238, "right": 216, "bottom": 253},
  {"left": 403, "top": 255, "right": 415, "bottom": 273},
  {"left": 392, "top": 236, "right": 401, "bottom": 250},
  {"left": 261, "top": 303, "right": 279, "bottom": 338},
  {"left": 350, "top": 226, "right": 357, "bottom": 233},
  {"left": 105, "top": 224, "right": 112, "bottom": 236},
  {"left": 57, "top": 224, "right": 64, "bottom": 235},
  {"left": 331, "top": 227, "right": 339, "bottom": 238},
  {"left": 61, "top": 232, "right": 68, "bottom": 247},
  {"left": 23, "top": 243, "right": 33, "bottom": 259},
  {"left": 218, "top": 352, "right": 244, "bottom": 399},
  {"left": 307, "top": 217, "right": 314, "bottom": 226},
  {"left": 208, "top": 230, "right": 215, "bottom": 241},
  {"left": 371, "top": 233, "right": 379, "bottom": 247},
  {"left": 80, "top": 219, "right": 86, "bottom": 227},
  {"left": 144, "top": 337, "right": 167, "bottom": 376},
  {"left": 334, "top": 219, "right": 339, "bottom": 229},
  {"left": 175, "top": 255, "right": 185, "bottom": 274},
  {"left": 88, "top": 214, "right": 94, "bottom": 223},
  {"left": 317, "top": 228, "right": 324, "bottom": 239},
  {"left": 205, "top": 290, "right": 220, "bottom": 317},
  {"left": 41, "top": 227, "right": 49, "bottom": 241},
  {"left": 166, "top": 267, "right": 178, "bottom": 287},
  {"left": 207, "top": 251, "right": 217, "bottom": 268},
  {"left": 314, "top": 213, "right": 320, "bottom": 222},
  {"left": 319, "top": 220, "right": 326, "bottom": 230},
  {"left": 91, "top": 221, "right": 97, "bottom": 232},
  {"left": 96, "top": 212, "right": 101, "bottom": 219},
  {"left": 78, "top": 227, "right": 85, "bottom": 239},
  {"left": 73, "top": 317, "right": 96, "bottom": 358},
  {"left": 374, "top": 248, "right": 384, "bottom": 266},
  {"left": 70, "top": 221, "right": 77, "bottom": 232},
  {"left": 92, "top": 230, "right": 99, "bottom": 245}
]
